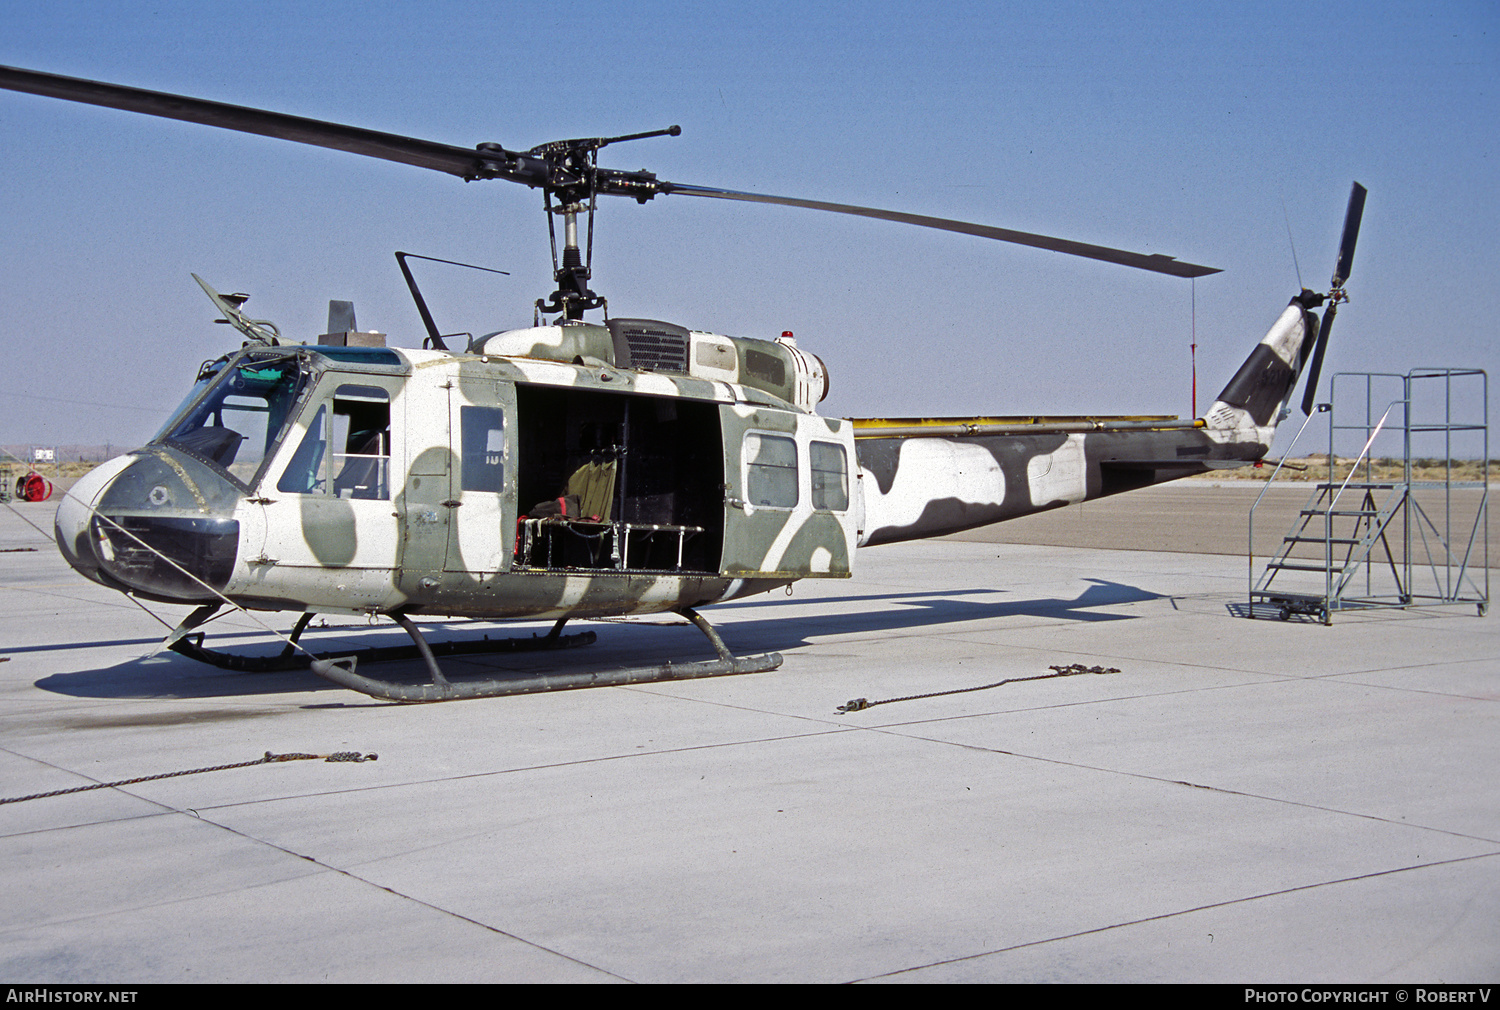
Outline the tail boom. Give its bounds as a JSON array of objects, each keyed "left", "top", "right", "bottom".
[
  {"left": 854, "top": 420, "right": 1264, "bottom": 546},
  {"left": 853, "top": 296, "right": 1316, "bottom": 547}
]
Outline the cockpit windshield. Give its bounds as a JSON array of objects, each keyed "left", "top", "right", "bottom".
[{"left": 155, "top": 353, "right": 307, "bottom": 487}]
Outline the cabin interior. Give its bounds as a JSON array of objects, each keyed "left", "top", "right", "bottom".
[{"left": 512, "top": 385, "right": 725, "bottom": 574}]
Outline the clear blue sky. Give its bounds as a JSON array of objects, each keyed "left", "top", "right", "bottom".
[{"left": 2, "top": 1, "right": 1495, "bottom": 453}]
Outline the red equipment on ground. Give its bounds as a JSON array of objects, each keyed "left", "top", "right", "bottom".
[{"left": 17, "top": 473, "right": 52, "bottom": 502}]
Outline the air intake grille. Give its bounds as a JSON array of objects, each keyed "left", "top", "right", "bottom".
[{"left": 607, "top": 318, "right": 691, "bottom": 373}]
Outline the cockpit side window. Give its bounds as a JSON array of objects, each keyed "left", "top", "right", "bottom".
[
  {"left": 278, "top": 405, "right": 329, "bottom": 495},
  {"left": 276, "top": 384, "right": 391, "bottom": 499}
]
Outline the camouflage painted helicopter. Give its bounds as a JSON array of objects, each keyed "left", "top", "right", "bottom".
[{"left": 1, "top": 65, "right": 1364, "bottom": 701}]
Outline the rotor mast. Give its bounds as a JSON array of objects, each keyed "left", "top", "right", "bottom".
[
  {"left": 538, "top": 197, "right": 598, "bottom": 320},
  {"left": 529, "top": 126, "right": 682, "bottom": 320}
]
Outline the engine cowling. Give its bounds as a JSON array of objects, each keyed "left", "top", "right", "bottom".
[{"left": 474, "top": 319, "right": 830, "bottom": 412}]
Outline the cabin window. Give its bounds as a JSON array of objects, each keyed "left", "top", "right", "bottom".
[
  {"left": 276, "top": 385, "right": 391, "bottom": 499},
  {"left": 745, "top": 432, "right": 798, "bottom": 508},
  {"left": 810, "top": 441, "right": 848, "bottom": 511},
  {"left": 460, "top": 405, "right": 506, "bottom": 493}
]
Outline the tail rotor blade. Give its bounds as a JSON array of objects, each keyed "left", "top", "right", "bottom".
[
  {"left": 1301, "top": 302, "right": 1337, "bottom": 415},
  {"left": 1300, "top": 182, "right": 1365, "bottom": 415},
  {"left": 1332, "top": 182, "right": 1367, "bottom": 289}
]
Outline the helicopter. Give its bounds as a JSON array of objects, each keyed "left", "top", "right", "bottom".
[{"left": 1, "top": 65, "right": 1365, "bottom": 702}]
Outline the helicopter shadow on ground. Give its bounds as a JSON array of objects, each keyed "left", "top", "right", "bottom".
[
  {"left": 717, "top": 578, "right": 1165, "bottom": 651},
  {"left": 32, "top": 578, "right": 1164, "bottom": 702}
]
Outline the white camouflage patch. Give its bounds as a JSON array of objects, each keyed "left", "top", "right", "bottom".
[{"left": 859, "top": 439, "right": 1006, "bottom": 542}]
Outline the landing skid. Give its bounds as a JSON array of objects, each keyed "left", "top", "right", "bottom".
[{"left": 162, "top": 605, "right": 782, "bottom": 702}]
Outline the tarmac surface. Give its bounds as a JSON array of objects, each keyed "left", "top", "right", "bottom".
[
  {"left": 950, "top": 480, "right": 1498, "bottom": 560},
  {"left": 1, "top": 486, "right": 1496, "bottom": 983}
]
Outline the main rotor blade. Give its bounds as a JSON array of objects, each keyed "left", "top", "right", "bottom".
[
  {"left": 0, "top": 64, "right": 519, "bottom": 182},
  {"left": 659, "top": 182, "right": 1221, "bottom": 278},
  {"left": 1, "top": 64, "right": 1221, "bottom": 278},
  {"left": 1332, "top": 181, "right": 1367, "bottom": 289}
]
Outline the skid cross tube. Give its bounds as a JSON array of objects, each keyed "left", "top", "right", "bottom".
[{"left": 167, "top": 611, "right": 595, "bottom": 673}]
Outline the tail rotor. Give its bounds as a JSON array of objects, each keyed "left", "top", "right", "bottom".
[{"left": 1300, "top": 182, "right": 1367, "bottom": 415}]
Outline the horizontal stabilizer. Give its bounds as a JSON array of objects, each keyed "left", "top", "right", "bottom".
[{"left": 1101, "top": 459, "right": 1252, "bottom": 471}]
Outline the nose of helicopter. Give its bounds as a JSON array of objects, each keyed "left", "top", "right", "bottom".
[{"left": 55, "top": 448, "right": 244, "bottom": 603}]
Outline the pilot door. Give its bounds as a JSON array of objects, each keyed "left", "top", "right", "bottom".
[
  {"left": 719, "top": 405, "right": 857, "bottom": 579},
  {"left": 258, "top": 376, "right": 402, "bottom": 611},
  {"left": 398, "top": 370, "right": 517, "bottom": 586}
]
